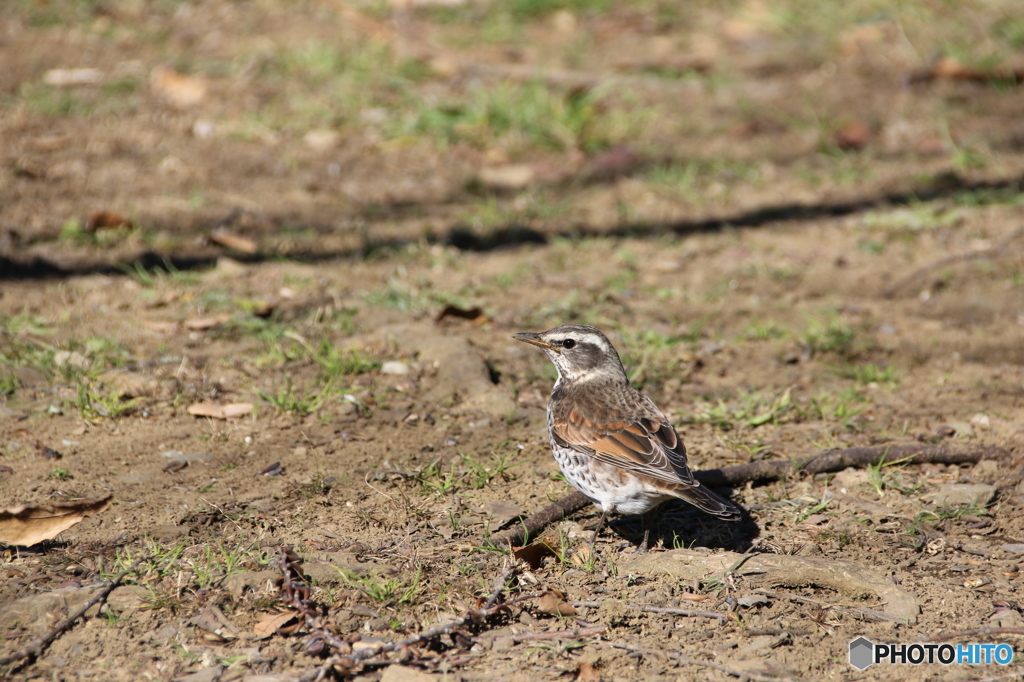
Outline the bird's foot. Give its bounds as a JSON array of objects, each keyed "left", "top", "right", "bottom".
[{"left": 636, "top": 527, "right": 651, "bottom": 553}]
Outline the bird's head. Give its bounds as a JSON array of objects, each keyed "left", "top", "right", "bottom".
[{"left": 514, "top": 324, "right": 627, "bottom": 383}]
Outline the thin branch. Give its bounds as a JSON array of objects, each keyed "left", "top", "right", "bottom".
[
  {"left": 504, "top": 625, "right": 606, "bottom": 642},
  {"left": 291, "top": 554, "right": 530, "bottom": 681},
  {"left": 696, "top": 442, "right": 1009, "bottom": 488},
  {"left": 488, "top": 442, "right": 1007, "bottom": 547},
  {"left": 753, "top": 588, "right": 904, "bottom": 623},
  {"left": 0, "top": 561, "right": 141, "bottom": 668},
  {"left": 609, "top": 641, "right": 798, "bottom": 682},
  {"left": 573, "top": 601, "right": 726, "bottom": 621},
  {"left": 927, "top": 627, "right": 1024, "bottom": 643},
  {"left": 882, "top": 227, "right": 1023, "bottom": 298}
]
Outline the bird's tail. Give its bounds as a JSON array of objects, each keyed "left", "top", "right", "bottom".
[{"left": 675, "top": 485, "right": 742, "bottom": 521}]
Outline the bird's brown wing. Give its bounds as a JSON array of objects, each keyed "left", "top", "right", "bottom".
[{"left": 550, "top": 392, "right": 696, "bottom": 487}]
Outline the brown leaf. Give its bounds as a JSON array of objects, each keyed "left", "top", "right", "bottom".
[
  {"left": 143, "top": 320, "right": 180, "bottom": 333},
  {"left": 477, "top": 164, "right": 535, "bottom": 191},
  {"left": 43, "top": 68, "right": 104, "bottom": 86},
  {"left": 151, "top": 66, "right": 208, "bottom": 108},
  {"left": 252, "top": 611, "right": 298, "bottom": 639},
  {"left": 187, "top": 403, "right": 226, "bottom": 419},
  {"left": 0, "top": 495, "right": 113, "bottom": 546},
  {"left": 162, "top": 460, "right": 188, "bottom": 474},
  {"left": 513, "top": 536, "right": 559, "bottom": 569},
  {"left": 538, "top": 589, "right": 577, "bottom": 617},
  {"left": 221, "top": 403, "right": 254, "bottom": 418},
  {"left": 184, "top": 313, "right": 231, "bottom": 330},
  {"left": 835, "top": 121, "right": 872, "bottom": 151},
  {"left": 576, "top": 662, "right": 601, "bottom": 682},
  {"left": 86, "top": 211, "right": 132, "bottom": 232},
  {"left": 570, "top": 544, "right": 592, "bottom": 566},
  {"left": 208, "top": 230, "right": 258, "bottom": 254}
]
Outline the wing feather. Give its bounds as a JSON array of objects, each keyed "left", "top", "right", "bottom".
[{"left": 551, "top": 389, "right": 695, "bottom": 486}]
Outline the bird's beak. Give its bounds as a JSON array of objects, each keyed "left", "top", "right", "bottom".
[{"left": 514, "top": 332, "right": 556, "bottom": 350}]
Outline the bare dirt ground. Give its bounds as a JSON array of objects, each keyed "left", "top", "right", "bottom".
[{"left": 2, "top": 1, "right": 1024, "bottom": 680}]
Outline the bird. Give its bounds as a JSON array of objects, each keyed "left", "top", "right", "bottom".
[{"left": 514, "top": 324, "right": 741, "bottom": 551}]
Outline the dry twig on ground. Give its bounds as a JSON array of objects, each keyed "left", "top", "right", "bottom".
[
  {"left": 609, "top": 641, "right": 799, "bottom": 682},
  {"left": 0, "top": 560, "right": 141, "bottom": 669},
  {"left": 882, "top": 227, "right": 1024, "bottom": 298},
  {"left": 489, "top": 442, "right": 1008, "bottom": 548},
  {"left": 285, "top": 555, "right": 532, "bottom": 681}
]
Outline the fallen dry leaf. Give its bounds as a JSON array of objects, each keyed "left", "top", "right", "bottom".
[
  {"left": 221, "top": 403, "right": 254, "bottom": 418},
  {"left": 252, "top": 611, "right": 297, "bottom": 640},
  {"left": 151, "top": 66, "right": 208, "bottom": 108},
  {"left": 538, "top": 588, "right": 577, "bottom": 617},
  {"left": 184, "top": 314, "right": 231, "bottom": 331},
  {"left": 576, "top": 661, "right": 601, "bottom": 682},
  {"left": 43, "top": 68, "right": 104, "bottom": 86},
  {"left": 187, "top": 403, "right": 253, "bottom": 420},
  {"left": 0, "top": 495, "right": 113, "bottom": 546},
  {"left": 512, "top": 536, "right": 559, "bottom": 569},
  {"left": 477, "top": 164, "right": 535, "bottom": 191},
  {"left": 835, "top": 121, "right": 872, "bottom": 150},
  {"left": 187, "top": 403, "right": 226, "bottom": 419},
  {"left": 86, "top": 210, "right": 132, "bottom": 232},
  {"left": 570, "top": 544, "right": 592, "bottom": 567},
  {"left": 208, "top": 229, "right": 258, "bottom": 254},
  {"left": 680, "top": 593, "right": 710, "bottom": 603},
  {"left": 143, "top": 320, "right": 180, "bottom": 333}
]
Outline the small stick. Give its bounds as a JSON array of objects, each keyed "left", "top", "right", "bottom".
[
  {"left": 882, "top": 227, "right": 1023, "bottom": 298},
  {"left": 573, "top": 601, "right": 726, "bottom": 620},
  {"left": 0, "top": 561, "right": 140, "bottom": 668},
  {"left": 753, "top": 588, "right": 904, "bottom": 623},
  {"left": 489, "top": 442, "right": 1007, "bottom": 547},
  {"left": 504, "top": 625, "right": 606, "bottom": 642},
  {"left": 295, "top": 561, "right": 533, "bottom": 681},
  {"left": 610, "top": 641, "right": 799, "bottom": 682},
  {"left": 927, "top": 627, "right": 1024, "bottom": 643}
]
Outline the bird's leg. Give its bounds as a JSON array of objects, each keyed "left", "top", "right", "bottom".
[
  {"left": 637, "top": 509, "right": 658, "bottom": 553},
  {"left": 590, "top": 508, "right": 609, "bottom": 546}
]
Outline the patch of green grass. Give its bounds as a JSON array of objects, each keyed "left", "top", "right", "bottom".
[
  {"left": 257, "top": 379, "right": 333, "bottom": 416},
  {"left": 117, "top": 258, "right": 199, "bottom": 288},
  {"left": 857, "top": 239, "right": 886, "bottom": 254},
  {"left": 310, "top": 339, "right": 380, "bottom": 378},
  {"left": 617, "top": 325, "right": 701, "bottom": 387},
  {"left": 399, "top": 80, "right": 614, "bottom": 154},
  {"left": 798, "top": 387, "right": 869, "bottom": 429},
  {"left": 647, "top": 158, "right": 761, "bottom": 204},
  {"left": 791, "top": 496, "right": 832, "bottom": 524},
  {"left": 336, "top": 564, "right": 422, "bottom": 605},
  {"left": 864, "top": 453, "right": 918, "bottom": 496},
  {"left": 417, "top": 444, "right": 520, "bottom": 496},
  {"left": 800, "top": 314, "right": 866, "bottom": 359},
  {"left": 19, "top": 84, "right": 91, "bottom": 117},
  {"left": 953, "top": 186, "right": 1024, "bottom": 207},
  {"left": 74, "top": 383, "right": 143, "bottom": 419},
  {"left": 858, "top": 205, "right": 961, "bottom": 233},
  {"left": 0, "top": 372, "right": 17, "bottom": 398},
  {"left": 742, "top": 320, "right": 787, "bottom": 341},
  {"left": 48, "top": 467, "right": 72, "bottom": 480},
  {"left": 831, "top": 362, "right": 898, "bottom": 385},
  {"left": 683, "top": 388, "right": 793, "bottom": 430}
]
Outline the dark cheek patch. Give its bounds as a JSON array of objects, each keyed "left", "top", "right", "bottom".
[{"left": 579, "top": 344, "right": 603, "bottom": 371}]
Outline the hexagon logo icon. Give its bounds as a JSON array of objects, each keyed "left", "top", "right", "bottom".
[{"left": 849, "top": 637, "right": 874, "bottom": 670}]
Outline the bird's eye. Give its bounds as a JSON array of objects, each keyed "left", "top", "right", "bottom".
[{"left": 562, "top": 339, "right": 576, "bottom": 349}]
